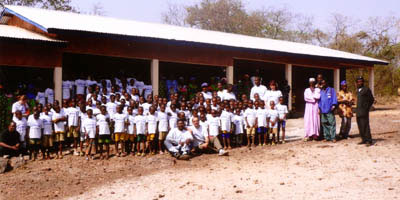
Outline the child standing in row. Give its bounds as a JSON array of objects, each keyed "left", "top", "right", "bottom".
[
  {"left": 134, "top": 107, "right": 147, "bottom": 156},
  {"left": 232, "top": 108, "right": 244, "bottom": 147},
  {"left": 256, "top": 101, "right": 268, "bottom": 146},
  {"left": 268, "top": 101, "right": 279, "bottom": 145},
  {"left": 220, "top": 106, "right": 233, "bottom": 149},
  {"left": 146, "top": 106, "right": 158, "bottom": 155},
  {"left": 276, "top": 97, "right": 288, "bottom": 144},
  {"left": 97, "top": 106, "right": 111, "bottom": 159},
  {"left": 244, "top": 101, "right": 257, "bottom": 148},
  {"left": 157, "top": 105, "right": 169, "bottom": 154}
]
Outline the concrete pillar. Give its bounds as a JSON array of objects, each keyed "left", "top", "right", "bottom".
[
  {"left": 369, "top": 67, "right": 374, "bottom": 95},
  {"left": 226, "top": 66, "right": 234, "bottom": 84},
  {"left": 285, "top": 64, "right": 292, "bottom": 111},
  {"left": 53, "top": 66, "right": 62, "bottom": 103},
  {"left": 151, "top": 59, "right": 159, "bottom": 96},
  {"left": 334, "top": 68, "right": 340, "bottom": 92}
]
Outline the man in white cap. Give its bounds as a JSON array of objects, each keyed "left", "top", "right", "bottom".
[
  {"left": 201, "top": 83, "right": 212, "bottom": 100},
  {"left": 250, "top": 76, "right": 267, "bottom": 101}
]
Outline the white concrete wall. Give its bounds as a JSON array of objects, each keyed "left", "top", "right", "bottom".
[
  {"left": 285, "top": 64, "right": 292, "bottom": 111},
  {"left": 53, "top": 66, "right": 62, "bottom": 103},
  {"left": 151, "top": 59, "right": 159, "bottom": 97}
]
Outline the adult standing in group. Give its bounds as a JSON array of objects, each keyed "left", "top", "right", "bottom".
[
  {"left": 11, "top": 95, "right": 29, "bottom": 121},
  {"left": 304, "top": 78, "right": 321, "bottom": 141},
  {"left": 355, "top": 77, "right": 374, "bottom": 146},
  {"left": 263, "top": 80, "right": 282, "bottom": 108},
  {"left": 250, "top": 77, "right": 267, "bottom": 101},
  {"left": 337, "top": 80, "right": 354, "bottom": 139},
  {"left": 319, "top": 79, "right": 338, "bottom": 142}
]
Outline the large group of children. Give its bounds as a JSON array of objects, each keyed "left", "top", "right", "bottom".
[{"left": 10, "top": 76, "right": 289, "bottom": 161}]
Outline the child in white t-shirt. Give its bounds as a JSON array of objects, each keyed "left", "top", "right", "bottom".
[
  {"left": 84, "top": 109, "right": 97, "bottom": 160},
  {"left": 52, "top": 106, "right": 66, "bottom": 159},
  {"left": 168, "top": 104, "right": 178, "bottom": 129},
  {"left": 44, "top": 88, "right": 54, "bottom": 105},
  {"left": 65, "top": 101, "right": 80, "bottom": 155},
  {"left": 157, "top": 104, "right": 169, "bottom": 154},
  {"left": 146, "top": 106, "right": 158, "bottom": 155},
  {"left": 40, "top": 107, "right": 53, "bottom": 159},
  {"left": 244, "top": 101, "right": 257, "bottom": 148},
  {"left": 36, "top": 91, "right": 46, "bottom": 106},
  {"left": 256, "top": 101, "right": 268, "bottom": 146},
  {"left": 208, "top": 110, "right": 221, "bottom": 138},
  {"left": 27, "top": 110, "right": 43, "bottom": 161},
  {"left": 232, "top": 108, "right": 244, "bottom": 147},
  {"left": 134, "top": 107, "right": 147, "bottom": 156},
  {"left": 268, "top": 101, "right": 279, "bottom": 145},
  {"left": 97, "top": 106, "right": 111, "bottom": 159},
  {"left": 78, "top": 104, "right": 88, "bottom": 156},
  {"left": 276, "top": 97, "right": 289, "bottom": 144},
  {"left": 13, "top": 111, "right": 27, "bottom": 151},
  {"left": 127, "top": 106, "right": 137, "bottom": 155},
  {"left": 112, "top": 105, "right": 128, "bottom": 156},
  {"left": 220, "top": 106, "right": 233, "bottom": 149}
]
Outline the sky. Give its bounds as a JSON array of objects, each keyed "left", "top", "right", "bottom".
[{"left": 71, "top": 0, "right": 400, "bottom": 29}]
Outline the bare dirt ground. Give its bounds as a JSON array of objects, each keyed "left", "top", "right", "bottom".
[{"left": 1, "top": 103, "right": 400, "bottom": 200}]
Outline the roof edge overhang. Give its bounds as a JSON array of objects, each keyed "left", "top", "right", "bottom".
[{"left": 49, "top": 28, "right": 389, "bottom": 67}]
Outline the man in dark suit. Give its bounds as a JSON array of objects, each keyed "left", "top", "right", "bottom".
[{"left": 355, "top": 77, "right": 374, "bottom": 146}]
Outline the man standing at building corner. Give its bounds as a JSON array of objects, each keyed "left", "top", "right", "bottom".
[
  {"left": 250, "top": 77, "right": 267, "bottom": 101},
  {"left": 355, "top": 77, "right": 374, "bottom": 146},
  {"left": 318, "top": 79, "right": 338, "bottom": 142}
]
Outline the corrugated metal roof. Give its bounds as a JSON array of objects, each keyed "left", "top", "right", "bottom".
[
  {"left": 0, "top": 24, "right": 64, "bottom": 42},
  {"left": 4, "top": 5, "right": 388, "bottom": 65}
]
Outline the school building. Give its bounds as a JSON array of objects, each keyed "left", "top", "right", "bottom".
[{"left": 0, "top": 5, "right": 388, "bottom": 112}]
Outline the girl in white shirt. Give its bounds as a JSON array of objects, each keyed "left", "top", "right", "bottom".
[
  {"left": 208, "top": 110, "right": 221, "bottom": 138},
  {"left": 268, "top": 101, "right": 279, "bottom": 145},
  {"left": 78, "top": 104, "right": 88, "bottom": 156},
  {"left": 27, "top": 110, "right": 43, "bottom": 161},
  {"left": 40, "top": 107, "right": 53, "bottom": 159},
  {"left": 157, "top": 105, "right": 169, "bottom": 154}
]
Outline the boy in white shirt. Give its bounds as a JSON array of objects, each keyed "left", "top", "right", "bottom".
[
  {"left": 127, "top": 107, "right": 137, "bottom": 155},
  {"left": 142, "top": 95, "right": 153, "bottom": 116},
  {"left": 168, "top": 104, "right": 178, "bottom": 129},
  {"left": 268, "top": 101, "right": 279, "bottom": 145},
  {"left": 35, "top": 90, "right": 46, "bottom": 106},
  {"left": 97, "top": 106, "right": 111, "bottom": 159},
  {"left": 40, "top": 107, "right": 53, "bottom": 159},
  {"left": 134, "top": 107, "right": 147, "bottom": 156},
  {"left": 112, "top": 105, "right": 128, "bottom": 157},
  {"left": 45, "top": 88, "right": 54, "bottom": 105},
  {"left": 256, "top": 101, "right": 268, "bottom": 146},
  {"left": 106, "top": 95, "right": 117, "bottom": 119},
  {"left": 62, "top": 80, "right": 73, "bottom": 100},
  {"left": 13, "top": 111, "right": 28, "bottom": 153},
  {"left": 52, "top": 106, "right": 66, "bottom": 159},
  {"left": 244, "top": 101, "right": 257, "bottom": 148},
  {"left": 276, "top": 97, "right": 289, "bottom": 144},
  {"left": 157, "top": 104, "right": 169, "bottom": 154},
  {"left": 75, "top": 78, "right": 87, "bottom": 98},
  {"left": 232, "top": 108, "right": 244, "bottom": 147},
  {"left": 208, "top": 110, "right": 221, "bottom": 138},
  {"left": 78, "top": 104, "right": 87, "bottom": 156},
  {"left": 27, "top": 110, "right": 43, "bottom": 161},
  {"left": 84, "top": 109, "right": 97, "bottom": 160},
  {"left": 146, "top": 106, "right": 158, "bottom": 155},
  {"left": 65, "top": 101, "right": 80, "bottom": 155},
  {"left": 220, "top": 106, "right": 233, "bottom": 149}
]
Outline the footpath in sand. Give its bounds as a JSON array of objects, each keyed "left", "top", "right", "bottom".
[{"left": 1, "top": 104, "right": 399, "bottom": 200}]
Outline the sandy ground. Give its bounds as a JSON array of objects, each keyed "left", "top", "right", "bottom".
[{"left": 1, "top": 104, "right": 400, "bottom": 200}]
